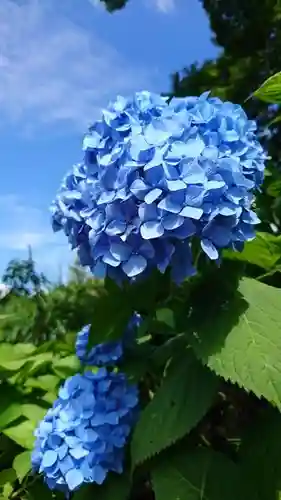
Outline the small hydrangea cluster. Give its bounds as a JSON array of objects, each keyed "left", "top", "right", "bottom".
[
  {"left": 75, "top": 312, "right": 142, "bottom": 366},
  {"left": 32, "top": 369, "right": 138, "bottom": 495},
  {"left": 51, "top": 91, "right": 267, "bottom": 284}
]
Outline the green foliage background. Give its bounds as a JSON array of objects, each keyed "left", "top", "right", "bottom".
[{"left": 2, "top": 1, "right": 281, "bottom": 499}]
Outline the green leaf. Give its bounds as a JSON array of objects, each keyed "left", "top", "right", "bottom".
[
  {"left": 152, "top": 447, "right": 241, "bottom": 500},
  {"left": 190, "top": 277, "right": 281, "bottom": 409},
  {"left": 0, "top": 384, "right": 23, "bottom": 430},
  {"left": 131, "top": 351, "right": 218, "bottom": 466},
  {"left": 224, "top": 232, "right": 281, "bottom": 270},
  {"left": 73, "top": 472, "right": 131, "bottom": 500},
  {"left": 53, "top": 355, "right": 80, "bottom": 378},
  {"left": 89, "top": 282, "right": 134, "bottom": 345},
  {"left": 267, "top": 179, "right": 281, "bottom": 198},
  {"left": 13, "top": 451, "right": 31, "bottom": 483},
  {"left": 22, "top": 404, "right": 47, "bottom": 424},
  {"left": 239, "top": 408, "right": 281, "bottom": 500},
  {"left": 20, "top": 352, "right": 54, "bottom": 377},
  {"left": 156, "top": 308, "right": 175, "bottom": 329},
  {"left": 150, "top": 334, "right": 190, "bottom": 368},
  {"left": 0, "top": 469, "right": 16, "bottom": 487},
  {"left": 0, "top": 344, "right": 32, "bottom": 372},
  {"left": 3, "top": 420, "right": 35, "bottom": 449},
  {"left": 41, "top": 392, "right": 57, "bottom": 404},
  {"left": 24, "top": 374, "right": 60, "bottom": 391},
  {"left": 0, "top": 403, "right": 23, "bottom": 430},
  {"left": 254, "top": 72, "right": 281, "bottom": 103},
  {"left": 2, "top": 481, "right": 14, "bottom": 499},
  {"left": 25, "top": 479, "right": 54, "bottom": 500}
]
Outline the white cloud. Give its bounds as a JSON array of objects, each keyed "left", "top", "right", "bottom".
[
  {"left": 0, "top": 0, "right": 150, "bottom": 130},
  {"left": 0, "top": 194, "right": 73, "bottom": 280},
  {"left": 0, "top": 195, "right": 55, "bottom": 251},
  {"left": 151, "top": 0, "right": 176, "bottom": 13}
]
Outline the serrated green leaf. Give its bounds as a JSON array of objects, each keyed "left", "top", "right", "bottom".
[
  {"left": 13, "top": 451, "right": 31, "bottom": 483},
  {"left": 254, "top": 72, "right": 281, "bottom": 103},
  {"left": 152, "top": 447, "right": 241, "bottom": 500},
  {"left": 3, "top": 420, "right": 35, "bottom": 449},
  {"left": 190, "top": 277, "right": 281, "bottom": 409},
  {"left": 131, "top": 351, "right": 218, "bottom": 466},
  {"left": 224, "top": 232, "right": 281, "bottom": 270}
]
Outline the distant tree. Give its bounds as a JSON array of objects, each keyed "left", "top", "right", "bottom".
[
  {"left": 169, "top": 0, "right": 281, "bottom": 232},
  {"left": 68, "top": 258, "right": 91, "bottom": 284},
  {"left": 171, "top": 0, "right": 281, "bottom": 160},
  {"left": 98, "top": 0, "right": 129, "bottom": 11},
  {"left": 2, "top": 246, "right": 49, "bottom": 296}
]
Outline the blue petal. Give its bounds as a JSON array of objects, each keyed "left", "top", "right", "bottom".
[
  {"left": 162, "top": 214, "right": 184, "bottom": 230},
  {"left": 130, "top": 136, "right": 153, "bottom": 161},
  {"left": 181, "top": 160, "right": 206, "bottom": 184},
  {"left": 110, "top": 242, "right": 132, "bottom": 261},
  {"left": 130, "top": 179, "right": 149, "bottom": 198},
  {"left": 144, "top": 188, "right": 162, "bottom": 204},
  {"left": 57, "top": 444, "right": 68, "bottom": 460},
  {"left": 65, "top": 469, "right": 84, "bottom": 491},
  {"left": 69, "top": 447, "right": 89, "bottom": 459},
  {"left": 201, "top": 239, "right": 219, "bottom": 260},
  {"left": 180, "top": 206, "right": 203, "bottom": 220},
  {"left": 138, "top": 202, "right": 159, "bottom": 221},
  {"left": 42, "top": 450, "right": 57, "bottom": 468},
  {"left": 103, "top": 252, "right": 121, "bottom": 267},
  {"left": 105, "top": 220, "right": 126, "bottom": 236},
  {"left": 93, "top": 260, "right": 107, "bottom": 279},
  {"left": 83, "top": 133, "right": 102, "bottom": 150},
  {"left": 141, "top": 221, "right": 164, "bottom": 239},
  {"left": 162, "top": 213, "right": 184, "bottom": 231},
  {"left": 158, "top": 192, "right": 185, "bottom": 213},
  {"left": 92, "top": 465, "right": 107, "bottom": 485},
  {"left": 166, "top": 179, "right": 186, "bottom": 192},
  {"left": 144, "top": 121, "right": 170, "bottom": 146},
  {"left": 122, "top": 254, "right": 147, "bottom": 277}
]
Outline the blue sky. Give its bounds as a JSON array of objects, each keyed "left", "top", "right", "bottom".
[{"left": 0, "top": 0, "right": 218, "bottom": 282}]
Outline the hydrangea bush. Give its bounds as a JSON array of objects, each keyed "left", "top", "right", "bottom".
[{"left": 30, "top": 79, "right": 281, "bottom": 500}]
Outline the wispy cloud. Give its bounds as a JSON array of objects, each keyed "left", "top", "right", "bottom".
[
  {"left": 0, "top": 194, "right": 72, "bottom": 280},
  {"left": 150, "top": 0, "right": 176, "bottom": 13},
  {"left": 0, "top": 0, "right": 150, "bottom": 130}
]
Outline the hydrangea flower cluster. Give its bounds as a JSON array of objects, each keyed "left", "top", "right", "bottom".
[
  {"left": 75, "top": 312, "right": 142, "bottom": 366},
  {"left": 51, "top": 91, "right": 267, "bottom": 284},
  {"left": 32, "top": 369, "right": 138, "bottom": 495}
]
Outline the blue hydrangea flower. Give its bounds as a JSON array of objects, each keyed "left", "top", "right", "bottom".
[
  {"left": 75, "top": 325, "right": 122, "bottom": 366},
  {"left": 51, "top": 91, "right": 267, "bottom": 284},
  {"left": 75, "top": 312, "right": 142, "bottom": 366},
  {"left": 32, "top": 369, "right": 138, "bottom": 495}
]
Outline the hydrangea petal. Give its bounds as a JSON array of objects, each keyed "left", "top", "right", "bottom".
[
  {"left": 122, "top": 255, "right": 147, "bottom": 277},
  {"left": 65, "top": 469, "right": 84, "bottom": 491}
]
